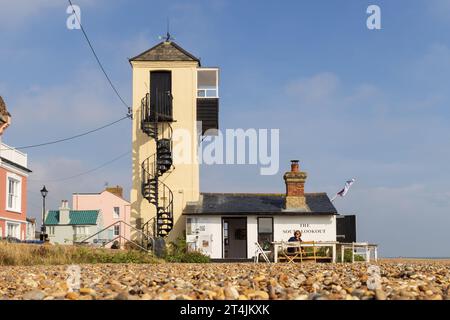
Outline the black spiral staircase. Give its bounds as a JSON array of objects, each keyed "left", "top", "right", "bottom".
[{"left": 140, "top": 91, "right": 175, "bottom": 238}]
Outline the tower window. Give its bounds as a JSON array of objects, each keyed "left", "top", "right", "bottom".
[{"left": 197, "top": 69, "right": 219, "bottom": 98}]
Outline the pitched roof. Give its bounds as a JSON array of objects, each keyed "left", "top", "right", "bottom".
[
  {"left": 183, "top": 193, "right": 338, "bottom": 216},
  {"left": 45, "top": 210, "right": 99, "bottom": 225},
  {"left": 129, "top": 41, "right": 200, "bottom": 64}
]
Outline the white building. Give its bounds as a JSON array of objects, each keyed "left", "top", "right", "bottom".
[
  {"left": 183, "top": 161, "right": 351, "bottom": 260},
  {"left": 44, "top": 200, "right": 104, "bottom": 245}
]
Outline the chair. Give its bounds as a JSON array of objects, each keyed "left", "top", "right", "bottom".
[
  {"left": 279, "top": 241, "right": 303, "bottom": 263},
  {"left": 254, "top": 242, "right": 271, "bottom": 263}
]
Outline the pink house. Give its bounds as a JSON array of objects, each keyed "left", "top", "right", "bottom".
[
  {"left": 0, "top": 96, "right": 32, "bottom": 240},
  {"left": 72, "top": 186, "right": 131, "bottom": 245}
]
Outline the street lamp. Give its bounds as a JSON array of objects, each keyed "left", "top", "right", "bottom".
[{"left": 40, "top": 186, "right": 48, "bottom": 241}]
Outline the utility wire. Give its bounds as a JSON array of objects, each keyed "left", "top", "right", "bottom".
[
  {"left": 29, "top": 151, "right": 130, "bottom": 183},
  {"left": 0, "top": 115, "right": 129, "bottom": 151},
  {"left": 67, "top": 0, "right": 130, "bottom": 114}
]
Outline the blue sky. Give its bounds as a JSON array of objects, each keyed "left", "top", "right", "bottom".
[{"left": 1, "top": 0, "right": 450, "bottom": 257}]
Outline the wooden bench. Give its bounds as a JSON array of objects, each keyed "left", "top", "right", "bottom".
[{"left": 278, "top": 241, "right": 333, "bottom": 263}]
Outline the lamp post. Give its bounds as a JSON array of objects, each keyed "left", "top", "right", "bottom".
[{"left": 40, "top": 186, "right": 48, "bottom": 241}]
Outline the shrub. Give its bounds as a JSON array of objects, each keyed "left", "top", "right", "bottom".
[
  {"left": 0, "top": 241, "right": 160, "bottom": 266},
  {"left": 338, "top": 248, "right": 366, "bottom": 263},
  {"left": 164, "top": 236, "right": 210, "bottom": 263}
]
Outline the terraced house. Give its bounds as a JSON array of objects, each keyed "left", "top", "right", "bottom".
[
  {"left": 44, "top": 200, "right": 103, "bottom": 245},
  {"left": 0, "top": 96, "right": 32, "bottom": 240}
]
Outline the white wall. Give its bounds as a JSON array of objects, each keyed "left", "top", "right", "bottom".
[
  {"left": 186, "top": 216, "right": 222, "bottom": 259},
  {"left": 274, "top": 215, "right": 336, "bottom": 242},
  {"left": 187, "top": 214, "right": 336, "bottom": 259}
]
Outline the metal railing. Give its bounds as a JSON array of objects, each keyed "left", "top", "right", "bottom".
[{"left": 75, "top": 220, "right": 154, "bottom": 253}]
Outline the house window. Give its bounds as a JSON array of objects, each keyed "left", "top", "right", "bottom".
[
  {"left": 6, "top": 174, "right": 21, "bottom": 212},
  {"left": 48, "top": 226, "right": 55, "bottom": 236},
  {"left": 6, "top": 222, "right": 20, "bottom": 239},
  {"left": 257, "top": 217, "right": 273, "bottom": 251},
  {"left": 114, "top": 225, "right": 120, "bottom": 236},
  {"left": 113, "top": 207, "right": 120, "bottom": 219},
  {"left": 223, "top": 221, "right": 229, "bottom": 246},
  {"left": 197, "top": 69, "right": 219, "bottom": 98},
  {"left": 76, "top": 226, "right": 87, "bottom": 235}
]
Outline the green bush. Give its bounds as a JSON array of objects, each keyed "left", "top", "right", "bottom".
[
  {"left": 165, "top": 236, "right": 210, "bottom": 263},
  {"left": 338, "top": 248, "right": 366, "bottom": 263}
]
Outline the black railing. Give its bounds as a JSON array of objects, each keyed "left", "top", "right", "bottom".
[
  {"left": 141, "top": 90, "right": 173, "bottom": 124},
  {"left": 141, "top": 154, "right": 174, "bottom": 237}
]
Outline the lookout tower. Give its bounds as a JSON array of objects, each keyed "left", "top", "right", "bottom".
[{"left": 129, "top": 40, "right": 219, "bottom": 243}]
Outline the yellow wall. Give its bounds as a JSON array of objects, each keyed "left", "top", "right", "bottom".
[{"left": 130, "top": 60, "right": 200, "bottom": 242}]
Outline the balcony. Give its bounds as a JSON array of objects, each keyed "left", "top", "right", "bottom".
[{"left": 0, "top": 142, "right": 28, "bottom": 169}]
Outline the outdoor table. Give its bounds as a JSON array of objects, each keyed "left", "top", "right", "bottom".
[{"left": 272, "top": 241, "right": 338, "bottom": 263}]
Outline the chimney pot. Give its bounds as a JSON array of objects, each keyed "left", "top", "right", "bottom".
[{"left": 291, "top": 160, "right": 299, "bottom": 172}]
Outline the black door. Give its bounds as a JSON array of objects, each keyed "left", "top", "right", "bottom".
[
  {"left": 150, "top": 71, "right": 172, "bottom": 121},
  {"left": 223, "top": 218, "right": 247, "bottom": 259}
]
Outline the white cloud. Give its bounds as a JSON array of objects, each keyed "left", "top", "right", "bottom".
[
  {"left": 5, "top": 67, "right": 124, "bottom": 140},
  {"left": 285, "top": 72, "right": 340, "bottom": 106}
]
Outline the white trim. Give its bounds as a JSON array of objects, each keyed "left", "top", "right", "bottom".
[
  {"left": 5, "top": 172, "right": 22, "bottom": 213},
  {"left": 197, "top": 68, "right": 219, "bottom": 98},
  {"left": 113, "top": 206, "right": 120, "bottom": 219},
  {"left": 48, "top": 226, "right": 55, "bottom": 236},
  {"left": 113, "top": 224, "right": 120, "bottom": 236},
  {"left": 0, "top": 161, "right": 30, "bottom": 177},
  {"left": 0, "top": 217, "right": 26, "bottom": 224},
  {"left": 6, "top": 221, "right": 21, "bottom": 239}
]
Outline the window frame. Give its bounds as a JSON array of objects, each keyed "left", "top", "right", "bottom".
[
  {"left": 6, "top": 222, "right": 20, "bottom": 239},
  {"left": 5, "top": 173, "right": 22, "bottom": 213},
  {"left": 76, "top": 226, "right": 87, "bottom": 235},
  {"left": 257, "top": 217, "right": 274, "bottom": 250},
  {"left": 113, "top": 207, "right": 120, "bottom": 219},
  {"left": 197, "top": 68, "right": 219, "bottom": 99},
  {"left": 113, "top": 225, "right": 120, "bottom": 236}
]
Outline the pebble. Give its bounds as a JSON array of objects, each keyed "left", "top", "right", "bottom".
[
  {"left": 224, "top": 286, "right": 240, "bottom": 300},
  {"left": 0, "top": 260, "right": 449, "bottom": 300},
  {"left": 23, "top": 290, "right": 46, "bottom": 300},
  {"left": 65, "top": 292, "right": 79, "bottom": 300},
  {"left": 375, "top": 289, "right": 387, "bottom": 300}
]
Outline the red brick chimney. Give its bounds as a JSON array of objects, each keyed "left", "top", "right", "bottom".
[
  {"left": 106, "top": 185, "right": 123, "bottom": 198},
  {"left": 283, "top": 160, "right": 308, "bottom": 209}
]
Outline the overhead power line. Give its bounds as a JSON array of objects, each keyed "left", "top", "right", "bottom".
[
  {"left": 67, "top": 0, "right": 130, "bottom": 113},
  {"left": 29, "top": 150, "right": 130, "bottom": 183},
  {"left": 0, "top": 115, "right": 129, "bottom": 151}
]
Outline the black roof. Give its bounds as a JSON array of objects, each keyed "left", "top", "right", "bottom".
[
  {"left": 183, "top": 193, "right": 338, "bottom": 216},
  {"left": 129, "top": 41, "right": 200, "bottom": 65}
]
